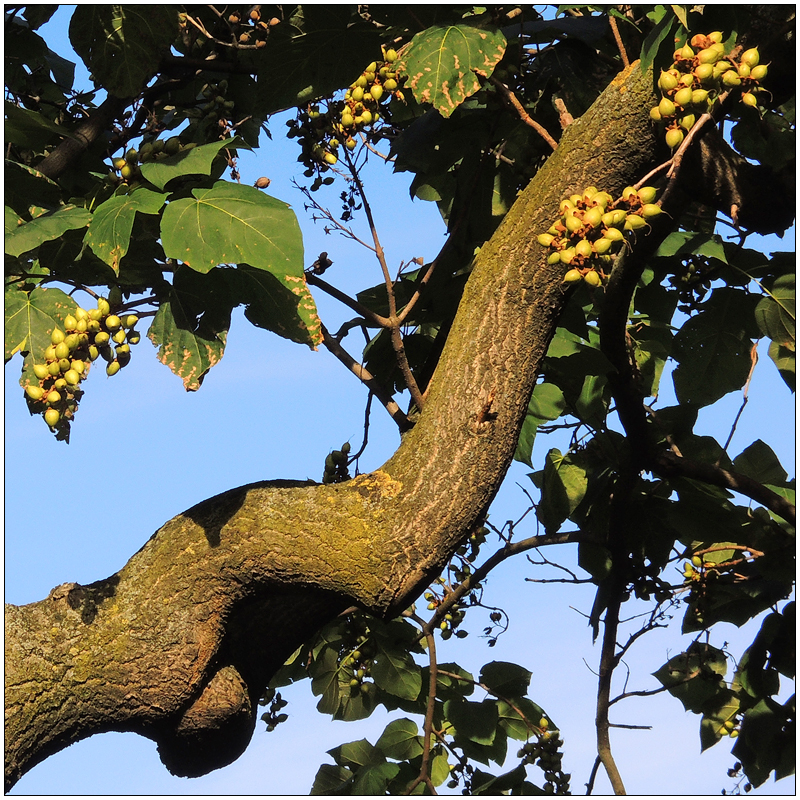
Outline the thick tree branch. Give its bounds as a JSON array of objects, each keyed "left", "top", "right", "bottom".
[{"left": 5, "top": 62, "right": 663, "bottom": 790}]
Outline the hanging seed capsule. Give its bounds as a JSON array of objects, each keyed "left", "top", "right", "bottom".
[
  {"left": 650, "top": 105, "right": 663, "bottom": 122},
  {"left": 741, "top": 92, "right": 758, "bottom": 107},
  {"left": 575, "top": 240, "right": 593, "bottom": 259},
  {"left": 750, "top": 64, "right": 768, "bottom": 81},
  {"left": 665, "top": 127, "right": 685, "bottom": 149},
  {"left": 674, "top": 87, "right": 694, "bottom": 107},
  {"left": 658, "top": 96, "right": 676, "bottom": 117},
  {"left": 537, "top": 233, "right": 556, "bottom": 247},
  {"left": 722, "top": 70, "right": 742, "bottom": 87},
  {"left": 737, "top": 63, "right": 751, "bottom": 79},
  {"left": 637, "top": 186, "right": 658, "bottom": 204},
  {"left": 583, "top": 206, "right": 604, "bottom": 228},
  {"left": 584, "top": 270, "right": 602, "bottom": 287},
  {"left": 603, "top": 226, "right": 625, "bottom": 242},
  {"left": 642, "top": 204, "right": 663, "bottom": 219},
  {"left": 658, "top": 70, "right": 679, "bottom": 92},
  {"left": 691, "top": 89, "right": 710, "bottom": 106},
  {"left": 624, "top": 214, "right": 647, "bottom": 230},
  {"left": 697, "top": 47, "right": 721, "bottom": 65},
  {"left": 44, "top": 408, "right": 60, "bottom": 427},
  {"left": 563, "top": 268, "right": 583, "bottom": 283},
  {"left": 740, "top": 48, "right": 760, "bottom": 67}
]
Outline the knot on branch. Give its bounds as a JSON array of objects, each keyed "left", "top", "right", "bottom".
[{"left": 156, "top": 665, "right": 255, "bottom": 778}]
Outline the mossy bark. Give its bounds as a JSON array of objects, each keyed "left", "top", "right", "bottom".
[{"left": 4, "top": 63, "right": 660, "bottom": 790}]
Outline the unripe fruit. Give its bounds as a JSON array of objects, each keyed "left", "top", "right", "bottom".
[
  {"left": 708, "top": 31, "right": 724, "bottom": 44},
  {"left": 694, "top": 63, "right": 715, "bottom": 84},
  {"left": 537, "top": 233, "right": 555, "bottom": 247},
  {"left": 564, "top": 213, "right": 582, "bottom": 233},
  {"left": 641, "top": 203, "right": 663, "bottom": 218},
  {"left": 583, "top": 206, "right": 604, "bottom": 228},
  {"left": 54, "top": 378, "right": 66, "bottom": 389},
  {"left": 25, "top": 385, "right": 44, "bottom": 401},
  {"left": 58, "top": 357, "right": 71, "bottom": 373},
  {"left": 95, "top": 332, "right": 110, "bottom": 346},
  {"left": 638, "top": 186, "right": 658, "bottom": 204},
  {"left": 559, "top": 248, "right": 576, "bottom": 265},
  {"left": 324, "top": 152, "right": 337, "bottom": 165},
  {"left": 105, "top": 314, "right": 121, "bottom": 331},
  {"left": 665, "top": 127, "right": 685, "bottom": 149},
  {"left": 547, "top": 252, "right": 562, "bottom": 265},
  {"left": 46, "top": 390, "right": 61, "bottom": 405},
  {"left": 658, "top": 70, "right": 679, "bottom": 92},
  {"left": 602, "top": 210, "right": 627, "bottom": 228},
  {"left": 71, "top": 359, "right": 86, "bottom": 374},
  {"left": 112, "top": 329, "right": 127, "bottom": 344},
  {"left": 88, "top": 345, "right": 100, "bottom": 361},
  {"left": 603, "top": 226, "right": 625, "bottom": 242},
  {"left": 750, "top": 64, "right": 768, "bottom": 81},
  {"left": 114, "top": 158, "right": 127, "bottom": 170},
  {"left": 51, "top": 328, "right": 65, "bottom": 345},
  {"left": 64, "top": 369, "right": 80, "bottom": 385},
  {"left": 741, "top": 92, "right": 757, "bottom": 107},
  {"left": 691, "top": 88, "right": 710, "bottom": 105},
  {"left": 120, "top": 164, "right": 134, "bottom": 180},
  {"left": 674, "top": 87, "right": 693, "bottom": 107},
  {"left": 370, "top": 85, "right": 383, "bottom": 101},
  {"left": 106, "top": 361, "right": 121, "bottom": 376},
  {"left": 740, "top": 48, "right": 759, "bottom": 68},
  {"left": 33, "top": 363, "right": 50, "bottom": 380},
  {"left": 593, "top": 237, "right": 614, "bottom": 254},
  {"left": 679, "top": 113, "right": 696, "bottom": 131},
  {"left": 713, "top": 60, "right": 733, "bottom": 79},
  {"left": 624, "top": 214, "right": 647, "bottom": 230},
  {"left": 722, "top": 70, "right": 741, "bottom": 87},
  {"left": 48, "top": 361, "right": 61, "bottom": 377},
  {"left": 384, "top": 78, "right": 398, "bottom": 92},
  {"left": 385, "top": 49, "right": 397, "bottom": 62},
  {"left": 128, "top": 332, "right": 141, "bottom": 345},
  {"left": 584, "top": 270, "right": 602, "bottom": 287},
  {"left": 737, "top": 63, "right": 751, "bottom": 79},
  {"left": 649, "top": 106, "right": 662, "bottom": 122},
  {"left": 97, "top": 298, "right": 110, "bottom": 315},
  {"left": 64, "top": 333, "right": 80, "bottom": 351},
  {"left": 697, "top": 47, "right": 720, "bottom": 65},
  {"left": 55, "top": 342, "right": 70, "bottom": 360},
  {"left": 563, "top": 269, "right": 583, "bottom": 283},
  {"left": 692, "top": 555, "right": 703, "bottom": 567},
  {"left": 44, "top": 408, "right": 60, "bottom": 427},
  {"left": 575, "top": 240, "right": 593, "bottom": 259}
]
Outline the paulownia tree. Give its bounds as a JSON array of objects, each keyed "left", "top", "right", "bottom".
[{"left": 4, "top": 4, "right": 795, "bottom": 795}]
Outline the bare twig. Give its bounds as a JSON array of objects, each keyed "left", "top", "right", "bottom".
[
  {"left": 319, "top": 323, "right": 412, "bottom": 432},
  {"left": 487, "top": 75, "right": 559, "bottom": 151},
  {"left": 305, "top": 272, "right": 389, "bottom": 329},
  {"left": 608, "top": 15, "right": 630, "bottom": 68},
  {"left": 722, "top": 342, "right": 758, "bottom": 452}
]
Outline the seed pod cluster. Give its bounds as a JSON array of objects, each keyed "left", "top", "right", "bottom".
[
  {"left": 517, "top": 728, "right": 570, "bottom": 794},
  {"left": 224, "top": 5, "right": 280, "bottom": 48},
  {"left": 23, "top": 297, "right": 141, "bottom": 436},
  {"left": 536, "top": 185, "right": 662, "bottom": 286},
  {"left": 259, "top": 687, "right": 289, "bottom": 733},
  {"left": 286, "top": 47, "right": 405, "bottom": 190},
  {"left": 338, "top": 615, "right": 376, "bottom": 696},
  {"left": 322, "top": 441, "right": 351, "bottom": 484},
  {"left": 650, "top": 32, "right": 768, "bottom": 149}
]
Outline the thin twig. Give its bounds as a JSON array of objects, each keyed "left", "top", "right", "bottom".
[
  {"left": 608, "top": 15, "right": 630, "bottom": 68},
  {"left": 722, "top": 342, "right": 758, "bottom": 452},
  {"left": 487, "top": 75, "right": 558, "bottom": 151},
  {"left": 319, "top": 323, "right": 412, "bottom": 432},
  {"left": 305, "top": 272, "right": 389, "bottom": 329}
]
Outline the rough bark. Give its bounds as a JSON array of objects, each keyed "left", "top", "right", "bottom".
[{"left": 5, "top": 63, "right": 662, "bottom": 790}]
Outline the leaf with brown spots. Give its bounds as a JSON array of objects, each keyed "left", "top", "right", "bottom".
[
  {"left": 84, "top": 188, "right": 167, "bottom": 274},
  {"left": 395, "top": 24, "right": 507, "bottom": 119}
]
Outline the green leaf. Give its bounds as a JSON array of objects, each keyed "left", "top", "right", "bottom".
[
  {"left": 69, "top": 6, "right": 178, "bottom": 96},
  {"left": 4, "top": 283, "right": 77, "bottom": 364},
  {"left": 672, "top": 288, "right": 758, "bottom": 407},
  {"left": 479, "top": 662, "right": 531, "bottom": 699},
  {"left": 427, "top": 663, "right": 475, "bottom": 700},
  {"left": 4, "top": 162, "right": 63, "bottom": 217},
  {"left": 371, "top": 647, "right": 422, "bottom": 702},
  {"left": 328, "top": 738, "right": 385, "bottom": 770},
  {"left": 5, "top": 205, "right": 91, "bottom": 257},
  {"left": 755, "top": 273, "right": 795, "bottom": 346},
  {"left": 4, "top": 100, "right": 70, "bottom": 149},
  {"left": 253, "top": 7, "right": 383, "bottom": 114},
  {"left": 444, "top": 698, "right": 498, "bottom": 746},
  {"left": 732, "top": 698, "right": 794, "bottom": 787},
  {"left": 139, "top": 139, "right": 245, "bottom": 191},
  {"left": 160, "top": 180, "right": 304, "bottom": 275},
  {"left": 639, "top": 6, "right": 675, "bottom": 74},
  {"left": 653, "top": 643, "right": 728, "bottom": 715},
  {"left": 147, "top": 296, "right": 227, "bottom": 391},
  {"left": 310, "top": 763, "right": 353, "bottom": 795},
  {"left": 352, "top": 762, "right": 401, "bottom": 795},
  {"left": 632, "top": 338, "right": 669, "bottom": 397},
  {"left": 767, "top": 340, "right": 795, "bottom": 392},
  {"left": 699, "top": 688, "right": 740, "bottom": 752},
  {"left": 536, "top": 449, "right": 588, "bottom": 534},
  {"left": 514, "top": 382, "right": 566, "bottom": 467},
  {"left": 654, "top": 230, "right": 729, "bottom": 263},
  {"left": 235, "top": 266, "right": 322, "bottom": 349},
  {"left": 335, "top": 680, "right": 379, "bottom": 722},
  {"left": 396, "top": 24, "right": 507, "bottom": 118},
  {"left": 496, "top": 697, "right": 546, "bottom": 741},
  {"left": 472, "top": 764, "right": 528, "bottom": 795},
  {"left": 84, "top": 188, "right": 167, "bottom": 272},
  {"left": 578, "top": 541, "right": 613, "bottom": 582},
  {"left": 732, "top": 440, "right": 788, "bottom": 486},
  {"left": 375, "top": 718, "right": 423, "bottom": 761}
]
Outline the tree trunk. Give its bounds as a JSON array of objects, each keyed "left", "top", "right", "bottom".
[{"left": 4, "top": 63, "right": 661, "bottom": 790}]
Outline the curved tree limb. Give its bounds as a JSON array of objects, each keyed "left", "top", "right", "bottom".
[{"left": 5, "top": 63, "right": 663, "bottom": 790}]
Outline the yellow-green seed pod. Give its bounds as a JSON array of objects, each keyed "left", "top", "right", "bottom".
[
  {"left": 603, "top": 210, "right": 627, "bottom": 229},
  {"left": 46, "top": 389, "right": 61, "bottom": 405},
  {"left": 679, "top": 113, "right": 696, "bottom": 132},
  {"left": 624, "top": 214, "right": 647, "bottom": 231},
  {"left": 679, "top": 72, "right": 694, "bottom": 87},
  {"left": 697, "top": 47, "right": 720, "bottom": 65},
  {"left": 51, "top": 328, "right": 65, "bottom": 345},
  {"left": 722, "top": 70, "right": 741, "bottom": 87},
  {"left": 559, "top": 248, "right": 576, "bottom": 265},
  {"left": 44, "top": 408, "right": 60, "bottom": 427},
  {"left": 97, "top": 298, "right": 111, "bottom": 316},
  {"left": 64, "top": 369, "right": 80, "bottom": 386},
  {"left": 741, "top": 92, "right": 758, "bottom": 107},
  {"left": 693, "top": 63, "right": 715, "bottom": 84},
  {"left": 95, "top": 331, "right": 111, "bottom": 346},
  {"left": 584, "top": 270, "right": 602, "bottom": 287},
  {"left": 637, "top": 186, "right": 658, "bottom": 204},
  {"left": 537, "top": 233, "right": 555, "bottom": 247},
  {"left": 71, "top": 359, "right": 86, "bottom": 374},
  {"left": 559, "top": 198, "right": 575, "bottom": 214},
  {"left": 649, "top": 105, "right": 662, "bottom": 123},
  {"left": 691, "top": 88, "right": 710, "bottom": 106},
  {"left": 112, "top": 329, "right": 127, "bottom": 344},
  {"left": 737, "top": 63, "right": 751, "bottom": 79},
  {"left": 25, "top": 385, "right": 44, "bottom": 401},
  {"left": 593, "top": 237, "right": 614, "bottom": 255},
  {"left": 565, "top": 213, "right": 583, "bottom": 233},
  {"left": 750, "top": 64, "right": 768, "bottom": 81},
  {"left": 641, "top": 203, "right": 663, "bottom": 219},
  {"left": 583, "top": 206, "right": 604, "bottom": 229},
  {"left": 48, "top": 361, "right": 61, "bottom": 377},
  {"left": 674, "top": 87, "right": 693, "bottom": 107},
  {"left": 713, "top": 60, "right": 733, "bottom": 79},
  {"left": 563, "top": 268, "right": 583, "bottom": 283},
  {"left": 575, "top": 239, "right": 593, "bottom": 259},
  {"left": 665, "top": 127, "right": 685, "bottom": 149},
  {"left": 740, "top": 48, "right": 759, "bottom": 68},
  {"left": 54, "top": 342, "right": 70, "bottom": 360},
  {"left": 106, "top": 361, "right": 121, "bottom": 377},
  {"left": 547, "top": 252, "right": 562, "bottom": 265},
  {"left": 679, "top": 43, "right": 695, "bottom": 60},
  {"left": 658, "top": 70, "right": 679, "bottom": 92}
]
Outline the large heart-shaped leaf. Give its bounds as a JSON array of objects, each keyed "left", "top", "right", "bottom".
[
  {"left": 5, "top": 205, "right": 91, "bottom": 257},
  {"left": 160, "top": 181, "right": 303, "bottom": 276},
  {"left": 84, "top": 188, "right": 167, "bottom": 272},
  {"left": 396, "top": 24, "right": 507, "bottom": 118},
  {"left": 69, "top": 6, "right": 178, "bottom": 96},
  {"left": 4, "top": 282, "right": 77, "bottom": 365}
]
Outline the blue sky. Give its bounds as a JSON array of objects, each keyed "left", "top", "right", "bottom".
[{"left": 5, "top": 7, "right": 795, "bottom": 796}]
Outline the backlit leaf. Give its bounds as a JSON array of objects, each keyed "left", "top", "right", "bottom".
[
  {"left": 160, "top": 181, "right": 303, "bottom": 276},
  {"left": 5, "top": 205, "right": 91, "bottom": 257},
  {"left": 139, "top": 139, "right": 244, "bottom": 191},
  {"left": 755, "top": 273, "right": 795, "bottom": 346},
  {"left": 396, "top": 24, "right": 507, "bottom": 118},
  {"left": 375, "top": 718, "right": 423, "bottom": 761},
  {"left": 84, "top": 188, "right": 167, "bottom": 273},
  {"left": 514, "top": 382, "right": 566, "bottom": 466},
  {"left": 69, "top": 6, "right": 178, "bottom": 96}
]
